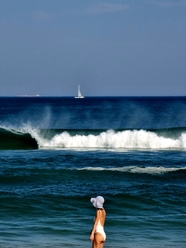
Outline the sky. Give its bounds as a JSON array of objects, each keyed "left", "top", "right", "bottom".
[{"left": 0, "top": 0, "right": 186, "bottom": 96}]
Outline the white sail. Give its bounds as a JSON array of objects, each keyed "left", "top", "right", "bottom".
[{"left": 75, "top": 85, "right": 84, "bottom": 98}]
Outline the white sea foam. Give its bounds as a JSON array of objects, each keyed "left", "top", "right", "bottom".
[
  {"left": 78, "top": 166, "right": 186, "bottom": 174},
  {"left": 38, "top": 129, "right": 186, "bottom": 150}
]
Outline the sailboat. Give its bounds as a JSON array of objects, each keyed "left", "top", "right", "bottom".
[{"left": 75, "top": 85, "right": 84, "bottom": 98}]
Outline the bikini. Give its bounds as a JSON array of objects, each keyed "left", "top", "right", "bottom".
[{"left": 95, "top": 213, "right": 106, "bottom": 241}]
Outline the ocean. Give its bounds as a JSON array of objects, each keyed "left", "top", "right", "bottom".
[{"left": 0, "top": 96, "right": 186, "bottom": 248}]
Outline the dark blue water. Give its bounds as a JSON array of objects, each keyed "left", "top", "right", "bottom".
[{"left": 0, "top": 97, "right": 186, "bottom": 247}]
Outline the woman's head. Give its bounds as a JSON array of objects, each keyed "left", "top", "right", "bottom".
[{"left": 90, "top": 196, "right": 105, "bottom": 209}]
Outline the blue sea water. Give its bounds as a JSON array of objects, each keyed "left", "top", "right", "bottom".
[{"left": 0, "top": 97, "right": 186, "bottom": 248}]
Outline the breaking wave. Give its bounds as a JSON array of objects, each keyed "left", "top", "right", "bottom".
[
  {"left": 0, "top": 126, "right": 38, "bottom": 149},
  {"left": 1, "top": 125, "right": 186, "bottom": 150}
]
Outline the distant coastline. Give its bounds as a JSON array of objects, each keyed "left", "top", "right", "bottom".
[{"left": 16, "top": 94, "right": 40, "bottom": 97}]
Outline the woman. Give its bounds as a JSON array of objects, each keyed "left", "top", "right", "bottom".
[{"left": 90, "top": 196, "right": 106, "bottom": 248}]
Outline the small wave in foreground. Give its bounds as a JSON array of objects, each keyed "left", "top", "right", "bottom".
[{"left": 77, "top": 166, "right": 186, "bottom": 175}]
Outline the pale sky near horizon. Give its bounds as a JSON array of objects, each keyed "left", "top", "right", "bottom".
[{"left": 0, "top": 0, "right": 186, "bottom": 96}]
